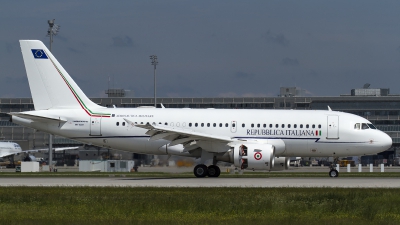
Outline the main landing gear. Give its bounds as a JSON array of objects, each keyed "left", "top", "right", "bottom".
[
  {"left": 329, "top": 157, "right": 339, "bottom": 177},
  {"left": 193, "top": 164, "right": 221, "bottom": 178}
]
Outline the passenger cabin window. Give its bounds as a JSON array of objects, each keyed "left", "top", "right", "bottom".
[
  {"left": 189, "top": 123, "right": 192, "bottom": 127},
  {"left": 257, "top": 124, "right": 260, "bottom": 128},
  {"left": 269, "top": 124, "right": 273, "bottom": 128},
  {"left": 195, "top": 123, "right": 198, "bottom": 127},
  {"left": 232, "top": 123, "right": 236, "bottom": 127},
  {"left": 306, "top": 124, "right": 309, "bottom": 128},
  {"left": 288, "top": 124, "right": 291, "bottom": 128},
  {"left": 300, "top": 124, "right": 303, "bottom": 128},
  {"left": 201, "top": 123, "right": 204, "bottom": 127},
  {"left": 225, "top": 123, "right": 228, "bottom": 127},
  {"left": 122, "top": 122, "right": 125, "bottom": 126},
  {"left": 207, "top": 123, "right": 210, "bottom": 127},
  {"left": 165, "top": 122, "right": 168, "bottom": 125},
  {"left": 294, "top": 124, "right": 297, "bottom": 128},
  {"left": 312, "top": 124, "right": 315, "bottom": 128},
  {"left": 116, "top": 122, "right": 119, "bottom": 126},
  {"left": 219, "top": 123, "right": 222, "bottom": 127},
  {"left": 318, "top": 124, "right": 321, "bottom": 129},
  {"left": 213, "top": 123, "right": 216, "bottom": 127},
  {"left": 251, "top": 124, "right": 254, "bottom": 128},
  {"left": 242, "top": 123, "right": 245, "bottom": 128},
  {"left": 281, "top": 124, "right": 285, "bottom": 128},
  {"left": 263, "top": 124, "right": 266, "bottom": 128}
]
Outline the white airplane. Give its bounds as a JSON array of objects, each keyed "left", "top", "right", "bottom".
[
  {"left": 0, "top": 141, "right": 78, "bottom": 163},
  {"left": 10, "top": 40, "right": 392, "bottom": 177}
]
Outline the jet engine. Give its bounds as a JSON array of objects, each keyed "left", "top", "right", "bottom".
[
  {"left": 23, "top": 155, "right": 36, "bottom": 162},
  {"left": 270, "top": 157, "right": 290, "bottom": 171},
  {"left": 226, "top": 143, "right": 275, "bottom": 170}
]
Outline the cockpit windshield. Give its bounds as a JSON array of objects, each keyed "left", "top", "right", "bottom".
[{"left": 354, "top": 123, "right": 377, "bottom": 130}]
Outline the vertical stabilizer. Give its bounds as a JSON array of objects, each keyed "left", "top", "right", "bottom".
[{"left": 19, "top": 40, "right": 103, "bottom": 111}]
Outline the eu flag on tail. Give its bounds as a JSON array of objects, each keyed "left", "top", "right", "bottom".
[{"left": 31, "top": 49, "right": 48, "bottom": 59}]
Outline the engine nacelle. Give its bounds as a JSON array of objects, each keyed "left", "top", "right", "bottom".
[
  {"left": 232, "top": 143, "right": 275, "bottom": 170},
  {"left": 270, "top": 157, "right": 289, "bottom": 171},
  {"left": 23, "top": 155, "right": 36, "bottom": 162}
]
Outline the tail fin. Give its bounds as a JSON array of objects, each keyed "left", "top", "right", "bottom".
[{"left": 19, "top": 40, "right": 103, "bottom": 111}]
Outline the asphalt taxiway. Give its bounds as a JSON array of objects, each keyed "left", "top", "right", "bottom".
[{"left": 1, "top": 177, "right": 399, "bottom": 188}]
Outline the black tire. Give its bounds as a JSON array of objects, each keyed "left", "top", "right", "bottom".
[
  {"left": 207, "top": 165, "right": 221, "bottom": 177},
  {"left": 194, "top": 164, "right": 208, "bottom": 178},
  {"left": 329, "top": 169, "right": 339, "bottom": 177}
]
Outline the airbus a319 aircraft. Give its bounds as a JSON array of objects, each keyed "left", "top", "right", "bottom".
[{"left": 11, "top": 40, "right": 392, "bottom": 177}]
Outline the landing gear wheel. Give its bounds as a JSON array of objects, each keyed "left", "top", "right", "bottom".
[
  {"left": 194, "top": 164, "right": 208, "bottom": 178},
  {"left": 329, "top": 169, "right": 339, "bottom": 177},
  {"left": 207, "top": 165, "right": 221, "bottom": 177}
]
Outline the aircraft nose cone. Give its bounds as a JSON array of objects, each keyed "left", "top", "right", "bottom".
[{"left": 380, "top": 132, "right": 392, "bottom": 151}]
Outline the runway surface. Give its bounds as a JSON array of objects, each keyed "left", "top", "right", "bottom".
[{"left": 1, "top": 177, "right": 400, "bottom": 188}]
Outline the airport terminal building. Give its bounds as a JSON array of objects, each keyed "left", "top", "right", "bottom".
[{"left": 1, "top": 87, "right": 400, "bottom": 165}]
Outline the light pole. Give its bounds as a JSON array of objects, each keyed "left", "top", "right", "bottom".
[
  {"left": 46, "top": 19, "right": 60, "bottom": 170},
  {"left": 150, "top": 55, "right": 158, "bottom": 107},
  {"left": 47, "top": 19, "right": 60, "bottom": 52}
]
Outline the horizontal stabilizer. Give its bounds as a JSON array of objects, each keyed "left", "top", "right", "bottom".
[{"left": 9, "top": 112, "right": 66, "bottom": 123}]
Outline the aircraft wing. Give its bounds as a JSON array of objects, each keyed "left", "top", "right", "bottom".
[
  {"left": 0, "top": 147, "right": 78, "bottom": 158},
  {"left": 124, "top": 118, "right": 234, "bottom": 151}
]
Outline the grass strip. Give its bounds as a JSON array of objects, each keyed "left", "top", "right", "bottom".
[
  {"left": 0, "top": 187, "right": 400, "bottom": 225},
  {"left": 0, "top": 171, "right": 400, "bottom": 178}
]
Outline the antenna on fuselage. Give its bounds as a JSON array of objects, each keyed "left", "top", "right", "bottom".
[
  {"left": 161, "top": 103, "right": 165, "bottom": 109},
  {"left": 327, "top": 106, "right": 332, "bottom": 111}
]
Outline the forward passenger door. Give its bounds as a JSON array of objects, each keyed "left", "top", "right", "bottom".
[{"left": 327, "top": 115, "right": 339, "bottom": 139}]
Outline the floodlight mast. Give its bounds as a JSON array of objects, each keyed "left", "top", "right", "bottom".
[
  {"left": 47, "top": 19, "right": 60, "bottom": 52},
  {"left": 150, "top": 55, "right": 158, "bottom": 107},
  {"left": 46, "top": 19, "right": 60, "bottom": 171}
]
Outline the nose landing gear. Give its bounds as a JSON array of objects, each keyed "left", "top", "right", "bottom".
[{"left": 329, "top": 157, "right": 339, "bottom": 177}]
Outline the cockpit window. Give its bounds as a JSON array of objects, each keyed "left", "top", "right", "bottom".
[
  {"left": 354, "top": 123, "right": 360, "bottom": 130},
  {"left": 361, "top": 123, "right": 369, "bottom": 130},
  {"left": 367, "top": 123, "right": 377, "bottom": 129}
]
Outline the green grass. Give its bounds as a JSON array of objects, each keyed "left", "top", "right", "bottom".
[
  {"left": 0, "top": 187, "right": 400, "bottom": 224},
  {"left": 0, "top": 171, "right": 400, "bottom": 178}
]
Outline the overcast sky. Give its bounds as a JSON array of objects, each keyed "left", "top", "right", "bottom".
[{"left": 1, "top": 1, "right": 400, "bottom": 98}]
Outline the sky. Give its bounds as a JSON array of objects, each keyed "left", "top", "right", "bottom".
[{"left": 1, "top": 1, "right": 400, "bottom": 98}]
